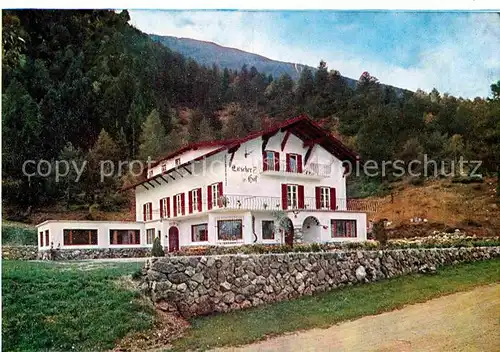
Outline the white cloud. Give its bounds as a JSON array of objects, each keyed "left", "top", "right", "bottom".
[{"left": 129, "top": 10, "right": 500, "bottom": 98}]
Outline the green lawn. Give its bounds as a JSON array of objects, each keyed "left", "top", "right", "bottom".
[
  {"left": 172, "top": 259, "right": 500, "bottom": 351},
  {"left": 2, "top": 260, "right": 153, "bottom": 352}
]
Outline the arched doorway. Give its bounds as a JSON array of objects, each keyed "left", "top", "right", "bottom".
[
  {"left": 302, "top": 216, "right": 321, "bottom": 243},
  {"left": 280, "top": 217, "right": 294, "bottom": 247},
  {"left": 168, "top": 227, "right": 179, "bottom": 252}
]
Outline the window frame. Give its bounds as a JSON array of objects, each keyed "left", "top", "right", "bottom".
[
  {"left": 217, "top": 219, "right": 243, "bottom": 241},
  {"left": 146, "top": 228, "right": 155, "bottom": 245},
  {"left": 331, "top": 220, "right": 357, "bottom": 238},
  {"left": 161, "top": 197, "right": 169, "bottom": 218},
  {"left": 109, "top": 229, "right": 141, "bottom": 245},
  {"left": 261, "top": 220, "right": 275, "bottom": 240},
  {"left": 63, "top": 229, "right": 98, "bottom": 246},
  {"left": 211, "top": 183, "right": 219, "bottom": 208},
  {"left": 287, "top": 184, "right": 298, "bottom": 209},
  {"left": 266, "top": 151, "right": 275, "bottom": 171},
  {"left": 174, "top": 193, "right": 182, "bottom": 216},
  {"left": 144, "top": 202, "right": 152, "bottom": 221},
  {"left": 320, "top": 187, "right": 330, "bottom": 209},
  {"left": 289, "top": 154, "right": 298, "bottom": 173},
  {"left": 190, "top": 188, "right": 200, "bottom": 213},
  {"left": 191, "top": 223, "right": 208, "bottom": 242}
]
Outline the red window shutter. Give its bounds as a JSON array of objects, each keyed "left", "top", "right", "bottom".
[
  {"left": 181, "top": 193, "right": 186, "bottom": 215},
  {"left": 149, "top": 202, "right": 152, "bottom": 220},
  {"left": 297, "top": 154, "right": 303, "bottom": 173},
  {"left": 166, "top": 197, "right": 170, "bottom": 218},
  {"left": 40, "top": 232, "right": 43, "bottom": 247},
  {"left": 330, "top": 187, "right": 337, "bottom": 210},
  {"left": 188, "top": 190, "right": 193, "bottom": 214},
  {"left": 274, "top": 151, "right": 280, "bottom": 171},
  {"left": 286, "top": 153, "right": 291, "bottom": 172},
  {"left": 159, "top": 199, "right": 164, "bottom": 218},
  {"left": 173, "top": 196, "right": 177, "bottom": 216},
  {"left": 217, "top": 182, "right": 223, "bottom": 207},
  {"left": 262, "top": 151, "right": 268, "bottom": 171},
  {"left": 143, "top": 204, "right": 146, "bottom": 221},
  {"left": 197, "top": 188, "right": 202, "bottom": 212},
  {"left": 333, "top": 220, "right": 337, "bottom": 237},
  {"left": 315, "top": 187, "right": 321, "bottom": 209},
  {"left": 281, "top": 184, "right": 288, "bottom": 210},
  {"left": 45, "top": 231, "right": 49, "bottom": 246},
  {"left": 298, "top": 185, "right": 304, "bottom": 209},
  {"left": 207, "top": 185, "right": 212, "bottom": 210}
]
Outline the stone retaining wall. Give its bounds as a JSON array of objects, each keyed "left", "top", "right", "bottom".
[
  {"left": 38, "top": 247, "right": 153, "bottom": 260},
  {"left": 141, "top": 247, "right": 500, "bottom": 317},
  {"left": 2, "top": 246, "right": 39, "bottom": 260}
]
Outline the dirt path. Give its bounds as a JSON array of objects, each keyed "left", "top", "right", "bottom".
[{"left": 214, "top": 284, "right": 500, "bottom": 352}]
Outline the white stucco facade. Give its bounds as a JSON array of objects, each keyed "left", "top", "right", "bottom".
[{"left": 37, "top": 117, "right": 367, "bottom": 251}]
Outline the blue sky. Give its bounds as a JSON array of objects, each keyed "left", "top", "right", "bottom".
[{"left": 129, "top": 10, "right": 500, "bottom": 98}]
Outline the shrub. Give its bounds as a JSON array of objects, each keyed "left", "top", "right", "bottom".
[
  {"left": 451, "top": 175, "right": 483, "bottom": 184},
  {"left": 409, "top": 176, "right": 425, "bottom": 186},
  {"left": 2, "top": 225, "right": 37, "bottom": 245},
  {"left": 151, "top": 237, "right": 165, "bottom": 257}
]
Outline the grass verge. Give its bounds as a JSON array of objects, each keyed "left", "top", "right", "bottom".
[
  {"left": 2, "top": 222, "right": 37, "bottom": 245},
  {"left": 172, "top": 259, "right": 500, "bottom": 351},
  {"left": 2, "top": 260, "right": 152, "bottom": 351}
]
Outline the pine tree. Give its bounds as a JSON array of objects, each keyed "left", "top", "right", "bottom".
[{"left": 138, "top": 109, "right": 167, "bottom": 162}]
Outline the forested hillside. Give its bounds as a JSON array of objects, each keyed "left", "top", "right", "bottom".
[{"left": 2, "top": 10, "right": 499, "bottom": 216}]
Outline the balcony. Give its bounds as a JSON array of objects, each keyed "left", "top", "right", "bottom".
[
  {"left": 260, "top": 161, "right": 331, "bottom": 179},
  {"left": 211, "top": 194, "right": 379, "bottom": 213}
]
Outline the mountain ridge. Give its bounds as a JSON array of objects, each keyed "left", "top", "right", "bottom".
[{"left": 150, "top": 34, "right": 409, "bottom": 93}]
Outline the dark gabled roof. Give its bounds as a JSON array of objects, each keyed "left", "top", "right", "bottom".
[{"left": 122, "top": 114, "right": 358, "bottom": 191}]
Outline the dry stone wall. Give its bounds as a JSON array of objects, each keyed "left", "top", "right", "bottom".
[
  {"left": 38, "top": 247, "right": 152, "bottom": 260},
  {"left": 141, "top": 247, "right": 500, "bottom": 317},
  {"left": 2, "top": 246, "right": 39, "bottom": 260}
]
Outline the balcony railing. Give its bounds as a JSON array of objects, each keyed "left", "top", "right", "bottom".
[
  {"left": 213, "top": 194, "right": 379, "bottom": 212},
  {"left": 261, "top": 161, "right": 331, "bottom": 178}
]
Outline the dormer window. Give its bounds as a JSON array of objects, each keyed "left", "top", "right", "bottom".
[
  {"left": 175, "top": 158, "right": 181, "bottom": 166},
  {"left": 285, "top": 153, "right": 303, "bottom": 173},
  {"left": 263, "top": 151, "right": 279, "bottom": 171},
  {"left": 161, "top": 163, "right": 167, "bottom": 172},
  {"left": 147, "top": 169, "right": 153, "bottom": 178}
]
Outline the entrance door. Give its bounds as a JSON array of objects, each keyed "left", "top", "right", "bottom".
[
  {"left": 282, "top": 218, "right": 294, "bottom": 247},
  {"left": 168, "top": 227, "right": 179, "bottom": 252}
]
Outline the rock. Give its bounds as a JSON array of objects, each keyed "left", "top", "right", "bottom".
[
  {"left": 169, "top": 272, "right": 189, "bottom": 284},
  {"left": 177, "top": 283, "right": 187, "bottom": 292},
  {"left": 355, "top": 266, "right": 367, "bottom": 281},
  {"left": 220, "top": 281, "right": 232, "bottom": 291},
  {"left": 222, "top": 291, "right": 235, "bottom": 304},
  {"left": 191, "top": 272, "right": 204, "bottom": 283}
]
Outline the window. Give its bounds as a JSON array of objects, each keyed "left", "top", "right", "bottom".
[
  {"left": 109, "top": 230, "right": 141, "bottom": 245},
  {"left": 161, "top": 197, "right": 169, "bottom": 218},
  {"left": 63, "top": 229, "right": 98, "bottom": 246},
  {"left": 190, "top": 189, "right": 201, "bottom": 213},
  {"left": 45, "top": 230, "right": 50, "bottom": 247},
  {"left": 40, "top": 231, "right": 44, "bottom": 247},
  {"left": 331, "top": 220, "right": 357, "bottom": 238},
  {"left": 148, "top": 169, "right": 153, "bottom": 178},
  {"left": 217, "top": 220, "right": 243, "bottom": 241},
  {"left": 146, "top": 228, "right": 155, "bottom": 244},
  {"left": 287, "top": 184, "right": 298, "bottom": 209},
  {"left": 144, "top": 202, "right": 152, "bottom": 221},
  {"left": 289, "top": 154, "right": 298, "bottom": 173},
  {"left": 211, "top": 183, "right": 219, "bottom": 208},
  {"left": 175, "top": 158, "right": 181, "bottom": 166},
  {"left": 320, "top": 187, "right": 330, "bottom": 209},
  {"left": 192, "top": 223, "right": 208, "bottom": 242},
  {"left": 262, "top": 220, "right": 275, "bottom": 240},
  {"left": 174, "top": 194, "right": 182, "bottom": 216},
  {"left": 161, "top": 163, "right": 167, "bottom": 172}
]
